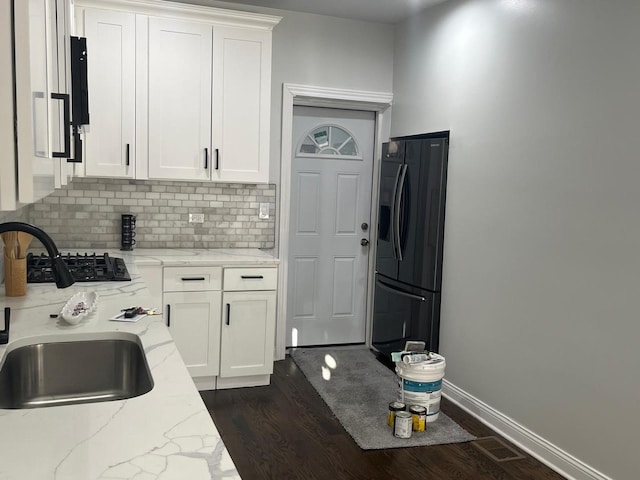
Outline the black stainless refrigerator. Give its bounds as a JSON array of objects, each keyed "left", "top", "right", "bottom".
[{"left": 372, "top": 133, "right": 449, "bottom": 359}]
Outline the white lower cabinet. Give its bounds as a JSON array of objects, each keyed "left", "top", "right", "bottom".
[
  {"left": 220, "top": 291, "right": 276, "bottom": 378},
  {"left": 217, "top": 266, "right": 277, "bottom": 389},
  {"left": 159, "top": 264, "right": 277, "bottom": 390},
  {"left": 165, "top": 291, "right": 221, "bottom": 378},
  {"left": 163, "top": 267, "right": 222, "bottom": 379}
]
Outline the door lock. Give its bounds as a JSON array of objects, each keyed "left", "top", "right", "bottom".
[
  {"left": 360, "top": 238, "right": 370, "bottom": 246},
  {"left": 361, "top": 222, "right": 369, "bottom": 231}
]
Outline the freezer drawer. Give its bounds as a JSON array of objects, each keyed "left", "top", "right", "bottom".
[{"left": 371, "top": 275, "right": 440, "bottom": 358}]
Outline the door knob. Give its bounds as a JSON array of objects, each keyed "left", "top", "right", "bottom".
[
  {"left": 360, "top": 238, "right": 370, "bottom": 246},
  {"left": 361, "top": 222, "right": 369, "bottom": 231}
]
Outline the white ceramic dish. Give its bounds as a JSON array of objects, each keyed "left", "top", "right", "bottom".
[{"left": 61, "top": 291, "right": 98, "bottom": 325}]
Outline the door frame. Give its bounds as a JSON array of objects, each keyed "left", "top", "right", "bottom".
[{"left": 276, "top": 83, "right": 393, "bottom": 360}]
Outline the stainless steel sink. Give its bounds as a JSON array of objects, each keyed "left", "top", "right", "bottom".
[{"left": 0, "top": 333, "right": 154, "bottom": 409}]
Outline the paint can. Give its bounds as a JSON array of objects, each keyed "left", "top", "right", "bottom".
[
  {"left": 409, "top": 405, "right": 427, "bottom": 432},
  {"left": 387, "top": 401, "right": 406, "bottom": 427},
  {"left": 393, "top": 411, "right": 413, "bottom": 439},
  {"left": 396, "top": 352, "right": 446, "bottom": 422}
]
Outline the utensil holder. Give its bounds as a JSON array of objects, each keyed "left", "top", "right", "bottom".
[{"left": 4, "top": 256, "right": 27, "bottom": 297}]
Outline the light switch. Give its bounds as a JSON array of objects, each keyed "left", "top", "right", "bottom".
[{"left": 259, "top": 203, "right": 270, "bottom": 220}]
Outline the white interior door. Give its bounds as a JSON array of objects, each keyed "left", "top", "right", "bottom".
[{"left": 287, "top": 106, "right": 375, "bottom": 347}]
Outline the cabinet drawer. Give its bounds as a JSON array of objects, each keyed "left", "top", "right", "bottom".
[
  {"left": 163, "top": 266, "right": 222, "bottom": 291},
  {"left": 223, "top": 267, "right": 277, "bottom": 291}
]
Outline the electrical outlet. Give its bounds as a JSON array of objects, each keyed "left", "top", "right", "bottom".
[
  {"left": 259, "top": 203, "right": 270, "bottom": 220},
  {"left": 188, "top": 213, "right": 205, "bottom": 223}
]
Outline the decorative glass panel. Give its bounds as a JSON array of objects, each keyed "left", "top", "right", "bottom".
[{"left": 297, "top": 125, "right": 360, "bottom": 158}]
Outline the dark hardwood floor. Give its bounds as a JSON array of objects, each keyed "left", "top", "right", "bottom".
[{"left": 201, "top": 357, "right": 565, "bottom": 480}]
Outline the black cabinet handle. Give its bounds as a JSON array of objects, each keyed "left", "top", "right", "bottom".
[
  {"left": 241, "top": 275, "right": 264, "bottom": 279},
  {"left": 125, "top": 143, "right": 130, "bottom": 166},
  {"left": 166, "top": 304, "right": 171, "bottom": 327},
  {"left": 215, "top": 148, "right": 219, "bottom": 170},
  {"left": 204, "top": 148, "right": 209, "bottom": 169},
  {"left": 181, "top": 277, "right": 206, "bottom": 281},
  {"left": 226, "top": 303, "right": 231, "bottom": 325},
  {"left": 51, "top": 93, "right": 71, "bottom": 158}
]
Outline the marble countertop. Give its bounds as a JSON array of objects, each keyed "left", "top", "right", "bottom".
[
  {"left": 68, "top": 248, "right": 280, "bottom": 267},
  {"left": 0, "top": 261, "right": 241, "bottom": 479}
]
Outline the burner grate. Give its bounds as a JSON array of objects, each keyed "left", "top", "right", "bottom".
[{"left": 26, "top": 252, "right": 131, "bottom": 283}]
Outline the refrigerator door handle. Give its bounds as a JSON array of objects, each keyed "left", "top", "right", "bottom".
[
  {"left": 394, "top": 164, "right": 408, "bottom": 261},
  {"left": 376, "top": 278, "right": 426, "bottom": 302},
  {"left": 390, "top": 164, "right": 403, "bottom": 260}
]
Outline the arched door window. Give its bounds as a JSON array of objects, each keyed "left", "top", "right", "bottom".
[{"left": 297, "top": 125, "right": 361, "bottom": 159}]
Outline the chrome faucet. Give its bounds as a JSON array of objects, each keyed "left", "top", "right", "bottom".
[{"left": 0, "top": 222, "right": 74, "bottom": 289}]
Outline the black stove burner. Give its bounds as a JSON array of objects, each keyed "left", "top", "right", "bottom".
[{"left": 27, "top": 252, "right": 131, "bottom": 283}]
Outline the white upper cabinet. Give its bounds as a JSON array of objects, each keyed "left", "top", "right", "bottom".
[
  {"left": 0, "top": 1, "right": 17, "bottom": 210},
  {"left": 1, "top": 0, "right": 73, "bottom": 210},
  {"left": 147, "top": 18, "right": 212, "bottom": 181},
  {"left": 74, "top": 0, "right": 280, "bottom": 184},
  {"left": 14, "top": 0, "right": 57, "bottom": 205},
  {"left": 82, "top": 9, "right": 136, "bottom": 178},
  {"left": 212, "top": 27, "right": 272, "bottom": 183}
]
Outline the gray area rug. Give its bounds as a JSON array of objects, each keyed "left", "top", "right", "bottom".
[{"left": 290, "top": 346, "right": 476, "bottom": 450}]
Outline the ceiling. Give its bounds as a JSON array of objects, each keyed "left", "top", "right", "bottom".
[{"left": 220, "top": 0, "right": 448, "bottom": 24}]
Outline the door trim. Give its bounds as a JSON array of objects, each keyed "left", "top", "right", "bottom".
[{"left": 276, "top": 83, "right": 393, "bottom": 360}]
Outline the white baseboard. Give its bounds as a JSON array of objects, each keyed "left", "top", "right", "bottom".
[{"left": 442, "top": 379, "right": 613, "bottom": 480}]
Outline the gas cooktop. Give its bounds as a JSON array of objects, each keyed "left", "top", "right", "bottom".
[{"left": 26, "top": 252, "right": 131, "bottom": 283}]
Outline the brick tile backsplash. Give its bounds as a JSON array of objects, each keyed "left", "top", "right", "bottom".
[
  {"left": 28, "top": 178, "right": 276, "bottom": 250},
  {"left": 0, "top": 206, "right": 30, "bottom": 225}
]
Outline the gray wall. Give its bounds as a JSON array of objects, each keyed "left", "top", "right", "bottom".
[
  {"left": 176, "top": 0, "right": 395, "bottom": 184},
  {"left": 392, "top": 1, "right": 639, "bottom": 479}
]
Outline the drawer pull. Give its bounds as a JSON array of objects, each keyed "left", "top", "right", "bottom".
[
  {"left": 166, "top": 304, "right": 171, "bottom": 327},
  {"left": 181, "top": 277, "right": 206, "bottom": 281},
  {"left": 226, "top": 303, "right": 231, "bottom": 325},
  {"left": 240, "top": 275, "right": 264, "bottom": 279}
]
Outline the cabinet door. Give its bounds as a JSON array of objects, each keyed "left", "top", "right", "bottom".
[
  {"left": 220, "top": 291, "right": 276, "bottom": 378},
  {"left": 165, "top": 291, "right": 221, "bottom": 377},
  {"left": 50, "top": 0, "right": 73, "bottom": 188},
  {"left": 148, "top": 18, "right": 212, "bottom": 180},
  {"left": 83, "top": 8, "right": 136, "bottom": 178},
  {"left": 13, "top": 0, "right": 57, "bottom": 204},
  {"left": 0, "top": 0, "right": 16, "bottom": 209},
  {"left": 212, "top": 27, "right": 271, "bottom": 183}
]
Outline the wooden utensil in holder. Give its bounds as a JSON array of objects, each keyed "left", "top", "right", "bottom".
[
  {"left": 2, "top": 231, "right": 30, "bottom": 297},
  {"left": 4, "top": 256, "right": 26, "bottom": 297}
]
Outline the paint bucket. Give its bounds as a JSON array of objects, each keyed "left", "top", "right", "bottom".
[{"left": 395, "top": 353, "right": 445, "bottom": 422}]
